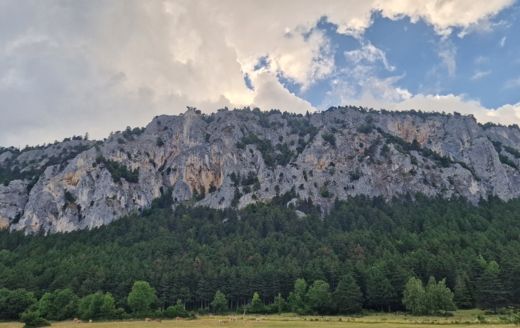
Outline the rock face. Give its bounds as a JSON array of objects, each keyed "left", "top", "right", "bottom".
[{"left": 2, "top": 106, "right": 520, "bottom": 234}]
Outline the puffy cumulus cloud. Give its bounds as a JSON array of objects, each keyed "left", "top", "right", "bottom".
[
  {"left": 324, "top": 73, "right": 412, "bottom": 109},
  {"left": 342, "top": 90, "right": 520, "bottom": 127},
  {"left": 376, "top": 0, "right": 515, "bottom": 37},
  {"left": 324, "top": 63, "right": 520, "bottom": 128},
  {"left": 0, "top": 0, "right": 515, "bottom": 146},
  {"left": 251, "top": 72, "right": 315, "bottom": 114},
  {"left": 388, "top": 94, "right": 520, "bottom": 127}
]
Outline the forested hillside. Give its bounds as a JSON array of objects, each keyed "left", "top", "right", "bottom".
[{"left": 1, "top": 193, "right": 519, "bottom": 315}]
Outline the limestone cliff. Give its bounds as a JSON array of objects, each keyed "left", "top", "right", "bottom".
[{"left": 2, "top": 106, "right": 520, "bottom": 234}]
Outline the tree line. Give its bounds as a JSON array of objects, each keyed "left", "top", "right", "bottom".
[
  {"left": 1, "top": 194, "right": 520, "bottom": 323},
  {"left": 2, "top": 273, "right": 457, "bottom": 327}
]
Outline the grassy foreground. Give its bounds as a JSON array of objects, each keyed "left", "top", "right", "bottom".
[{"left": 0, "top": 310, "right": 515, "bottom": 328}]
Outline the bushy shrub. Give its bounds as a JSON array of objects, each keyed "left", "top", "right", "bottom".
[
  {"left": 322, "top": 133, "right": 336, "bottom": 147},
  {"left": 165, "top": 300, "right": 190, "bottom": 318},
  {"left": 20, "top": 310, "right": 50, "bottom": 328},
  {"left": 95, "top": 156, "right": 139, "bottom": 183}
]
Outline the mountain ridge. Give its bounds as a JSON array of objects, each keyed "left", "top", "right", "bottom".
[{"left": 2, "top": 106, "right": 520, "bottom": 234}]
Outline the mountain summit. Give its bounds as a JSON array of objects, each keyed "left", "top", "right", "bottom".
[{"left": 2, "top": 106, "right": 520, "bottom": 234}]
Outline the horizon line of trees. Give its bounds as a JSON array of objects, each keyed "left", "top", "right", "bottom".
[{"left": 3, "top": 275, "right": 458, "bottom": 327}]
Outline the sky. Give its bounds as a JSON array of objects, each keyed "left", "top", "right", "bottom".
[{"left": 1, "top": 0, "right": 520, "bottom": 147}]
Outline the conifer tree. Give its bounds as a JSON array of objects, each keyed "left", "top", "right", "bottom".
[
  {"left": 477, "top": 261, "right": 508, "bottom": 313},
  {"left": 333, "top": 274, "right": 363, "bottom": 314}
]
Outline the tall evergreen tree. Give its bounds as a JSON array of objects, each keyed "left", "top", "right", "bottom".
[
  {"left": 333, "top": 274, "right": 363, "bottom": 314},
  {"left": 365, "top": 267, "right": 396, "bottom": 311},
  {"left": 477, "top": 261, "right": 508, "bottom": 313},
  {"left": 453, "top": 274, "right": 474, "bottom": 309}
]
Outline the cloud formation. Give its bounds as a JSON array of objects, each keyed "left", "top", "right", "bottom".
[
  {"left": 0, "top": 0, "right": 516, "bottom": 146},
  {"left": 391, "top": 95, "right": 520, "bottom": 127}
]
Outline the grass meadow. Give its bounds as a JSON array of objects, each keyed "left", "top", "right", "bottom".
[{"left": 0, "top": 310, "right": 517, "bottom": 328}]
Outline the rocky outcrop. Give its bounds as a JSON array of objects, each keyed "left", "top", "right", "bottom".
[{"left": 2, "top": 106, "right": 520, "bottom": 234}]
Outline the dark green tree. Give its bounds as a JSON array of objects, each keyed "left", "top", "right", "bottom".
[
  {"left": 403, "top": 276, "right": 455, "bottom": 315},
  {"left": 272, "top": 293, "right": 286, "bottom": 314},
  {"left": 306, "top": 280, "right": 333, "bottom": 314},
  {"left": 333, "top": 274, "right": 363, "bottom": 314},
  {"left": 164, "top": 300, "right": 189, "bottom": 318},
  {"left": 38, "top": 288, "right": 78, "bottom": 321},
  {"left": 210, "top": 290, "right": 228, "bottom": 314},
  {"left": 249, "top": 292, "right": 265, "bottom": 313},
  {"left": 287, "top": 278, "right": 308, "bottom": 314},
  {"left": 20, "top": 309, "right": 50, "bottom": 328},
  {"left": 127, "top": 281, "right": 157, "bottom": 316},
  {"left": 365, "top": 267, "right": 396, "bottom": 311},
  {"left": 477, "top": 261, "right": 508, "bottom": 313},
  {"left": 453, "top": 274, "right": 474, "bottom": 309},
  {"left": 425, "top": 277, "right": 456, "bottom": 314},
  {"left": 78, "top": 292, "right": 118, "bottom": 321},
  {"left": 0, "top": 288, "right": 37, "bottom": 320}
]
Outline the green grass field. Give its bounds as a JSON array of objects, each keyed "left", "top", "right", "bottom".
[{"left": 0, "top": 310, "right": 516, "bottom": 328}]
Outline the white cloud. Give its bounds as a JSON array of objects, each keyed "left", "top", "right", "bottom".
[
  {"left": 471, "top": 70, "right": 492, "bottom": 81},
  {"left": 500, "top": 36, "right": 507, "bottom": 47},
  {"left": 345, "top": 42, "right": 395, "bottom": 71},
  {"left": 264, "top": 29, "right": 334, "bottom": 90},
  {"left": 325, "top": 67, "right": 520, "bottom": 128},
  {"left": 252, "top": 72, "right": 315, "bottom": 113},
  {"left": 376, "top": 0, "right": 515, "bottom": 37},
  {"left": 0, "top": 0, "right": 515, "bottom": 146},
  {"left": 335, "top": 88, "right": 520, "bottom": 127},
  {"left": 322, "top": 67, "right": 412, "bottom": 109},
  {"left": 438, "top": 41, "right": 457, "bottom": 77},
  {"left": 388, "top": 94, "right": 520, "bottom": 127},
  {"left": 505, "top": 77, "right": 520, "bottom": 89}
]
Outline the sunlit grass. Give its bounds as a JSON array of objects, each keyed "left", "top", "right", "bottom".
[{"left": 0, "top": 310, "right": 514, "bottom": 328}]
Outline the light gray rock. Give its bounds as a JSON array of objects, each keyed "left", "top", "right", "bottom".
[{"left": 3, "top": 106, "right": 520, "bottom": 234}]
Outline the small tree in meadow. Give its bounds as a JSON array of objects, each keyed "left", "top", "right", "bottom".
[
  {"left": 164, "top": 300, "right": 189, "bottom": 318},
  {"left": 249, "top": 292, "right": 265, "bottom": 313},
  {"left": 288, "top": 278, "right": 308, "bottom": 314},
  {"left": 403, "top": 276, "right": 455, "bottom": 315},
  {"left": 127, "top": 281, "right": 157, "bottom": 317},
  {"left": 306, "top": 280, "right": 333, "bottom": 315},
  {"left": 78, "top": 292, "right": 118, "bottom": 321},
  {"left": 402, "top": 277, "right": 426, "bottom": 315},
  {"left": 210, "top": 290, "right": 228, "bottom": 314},
  {"left": 273, "top": 293, "right": 286, "bottom": 314}
]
